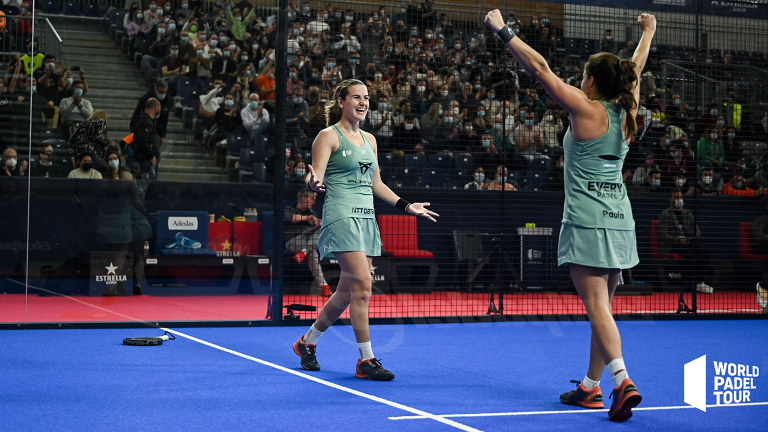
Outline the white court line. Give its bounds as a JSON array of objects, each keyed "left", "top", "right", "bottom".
[
  {"left": 388, "top": 401, "right": 768, "bottom": 420},
  {"left": 161, "top": 328, "right": 482, "bottom": 432}
]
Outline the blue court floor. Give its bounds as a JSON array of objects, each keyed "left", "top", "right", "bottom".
[{"left": 2, "top": 320, "right": 767, "bottom": 431}]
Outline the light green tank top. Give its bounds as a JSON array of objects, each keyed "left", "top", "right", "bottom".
[
  {"left": 562, "top": 100, "right": 635, "bottom": 230},
  {"left": 321, "top": 124, "right": 378, "bottom": 227}
]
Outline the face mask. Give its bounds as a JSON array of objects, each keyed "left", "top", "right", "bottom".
[
  {"left": 235, "top": 16, "right": 242, "bottom": 21},
  {"left": 225, "top": 99, "right": 234, "bottom": 107},
  {"left": 249, "top": 101, "right": 259, "bottom": 110},
  {"left": 741, "top": 163, "right": 747, "bottom": 170},
  {"left": 728, "top": 133, "right": 735, "bottom": 140},
  {"left": 165, "top": 5, "right": 171, "bottom": 11},
  {"left": 481, "top": 140, "right": 491, "bottom": 149},
  {"left": 156, "top": 93, "right": 165, "bottom": 101},
  {"left": 27, "top": 86, "right": 36, "bottom": 93},
  {"left": 674, "top": 199, "right": 684, "bottom": 208},
  {"left": 197, "top": 50, "right": 205, "bottom": 56},
  {"left": 545, "top": 115, "right": 553, "bottom": 122},
  {"left": 525, "top": 119, "right": 534, "bottom": 126},
  {"left": 169, "top": 23, "right": 176, "bottom": 30},
  {"left": 477, "top": 110, "right": 485, "bottom": 117},
  {"left": 182, "top": 3, "right": 188, "bottom": 9},
  {"left": 734, "top": 181, "right": 744, "bottom": 189},
  {"left": 295, "top": 168, "right": 305, "bottom": 176},
  {"left": 444, "top": 117, "right": 453, "bottom": 123},
  {"left": 441, "top": 90, "right": 448, "bottom": 97},
  {"left": 670, "top": 151, "right": 678, "bottom": 158},
  {"left": 253, "top": 43, "right": 260, "bottom": 50},
  {"left": 182, "top": 37, "right": 190, "bottom": 43},
  {"left": 665, "top": 138, "right": 671, "bottom": 145},
  {"left": 673, "top": 99, "right": 680, "bottom": 105},
  {"left": 311, "top": 73, "right": 319, "bottom": 79},
  {"left": 378, "top": 102, "right": 387, "bottom": 110},
  {"left": 702, "top": 175, "right": 712, "bottom": 185},
  {"left": 706, "top": 59, "right": 713, "bottom": 64},
  {"left": 716, "top": 120, "right": 725, "bottom": 127},
  {"left": 373, "top": 15, "right": 379, "bottom": 21},
  {"left": 223, "top": 51, "right": 230, "bottom": 57},
  {"left": 345, "top": 16, "right": 353, "bottom": 22},
  {"left": 407, "top": 43, "right": 414, "bottom": 48},
  {"left": 190, "top": 25, "right": 198, "bottom": 32},
  {"left": 327, "top": 62, "right": 335, "bottom": 69},
  {"left": 682, "top": 141, "right": 689, "bottom": 147},
  {"left": 405, "top": 124, "right": 414, "bottom": 131},
  {"left": 513, "top": 28, "right": 520, "bottom": 35},
  {"left": 198, "top": 35, "right": 206, "bottom": 41},
  {"left": 108, "top": 159, "right": 120, "bottom": 170},
  {"left": 170, "top": 50, "right": 178, "bottom": 56},
  {"left": 74, "top": 88, "right": 83, "bottom": 97},
  {"left": 417, "top": 86, "right": 425, "bottom": 92},
  {"left": 675, "top": 178, "right": 685, "bottom": 187},
  {"left": 241, "top": 56, "right": 248, "bottom": 61},
  {"left": 474, "top": 173, "right": 484, "bottom": 182},
  {"left": 710, "top": 133, "right": 718, "bottom": 140},
  {"left": 149, "top": 4, "right": 157, "bottom": 10},
  {"left": 532, "top": 20, "right": 538, "bottom": 25},
  {"left": 454, "top": 44, "right": 462, "bottom": 50},
  {"left": 6, "top": 158, "right": 17, "bottom": 168},
  {"left": 136, "top": 13, "right": 143, "bottom": 19},
  {"left": 81, "top": 162, "right": 92, "bottom": 171},
  {"left": 229, "top": 44, "right": 237, "bottom": 51},
  {"left": 465, "top": 126, "right": 473, "bottom": 132},
  {"left": 645, "top": 159, "right": 654, "bottom": 166},
  {"left": 335, "top": 13, "right": 342, "bottom": 18},
  {"left": 493, "top": 123, "right": 502, "bottom": 131},
  {"left": 651, "top": 179, "right": 660, "bottom": 187},
  {"left": 158, "top": 28, "right": 166, "bottom": 35},
  {"left": 289, "top": 72, "right": 297, "bottom": 79},
  {"left": 497, "top": 175, "right": 506, "bottom": 183},
  {"left": 488, "top": 94, "right": 495, "bottom": 99},
  {"left": 210, "top": 40, "right": 218, "bottom": 47},
  {"left": 452, "top": 107, "right": 459, "bottom": 115},
  {"left": 66, "top": 78, "right": 73, "bottom": 86},
  {"left": 710, "top": 109, "right": 718, "bottom": 116}
]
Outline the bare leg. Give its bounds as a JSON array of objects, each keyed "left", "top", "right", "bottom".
[
  {"left": 571, "top": 264, "right": 622, "bottom": 381},
  {"left": 313, "top": 251, "right": 372, "bottom": 345}
]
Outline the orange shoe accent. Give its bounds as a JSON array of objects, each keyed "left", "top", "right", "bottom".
[
  {"left": 320, "top": 284, "right": 332, "bottom": 297},
  {"left": 293, "top": 251, "right": 307, "bottom": 264},
  {"left": 609, "top": 378, "right": 642, "bottom": 421},
  {"left": 292, "top": 335, "right": 305, "bottom": 358},
  {"left": 576, "top": 383, "right": 604, "bottom": 409}
]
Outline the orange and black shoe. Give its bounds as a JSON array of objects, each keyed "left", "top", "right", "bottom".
[
  {"left": 608, "top": 378, "right": 642, "bottom": 421},
  {"left": 292, "top": 336, "right": 320, "bottom": 371},
  {"left": 355, "top": 358, "right": 395, "bottom": 381},
  {"left": 560, "top": 380, "right": 604, "bottom": 409}
]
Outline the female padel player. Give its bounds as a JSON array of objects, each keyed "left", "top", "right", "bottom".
[
  {"left": 485, "top": 9, "right": 656, "bottom": 421},
  {"left": 293, "top": 79, "right": 439, "bottom": 380}
]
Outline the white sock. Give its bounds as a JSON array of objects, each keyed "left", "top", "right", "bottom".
[
  {"left": 303, "top": 324, "right": 324, "bottom": 345},
  {"left": 607, "top": 358, "right": 629, "bottom": 388},
  {"left": 582, "top": 376, "right": 600, "bottom": 390},
  {"left": 357, "top": 341, "right": 374, "bottom": 360}
]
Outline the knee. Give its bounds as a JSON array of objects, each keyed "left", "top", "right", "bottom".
[{"left": 350, "top": 273, "right": 373, "bottom": 302}]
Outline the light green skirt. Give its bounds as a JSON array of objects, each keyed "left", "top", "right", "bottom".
[
  {"left": 557, "top": 224, "right": 639, "bottom": 269},
  {"left": 317, "top": 217, "right": 382, "bottom": 260}
]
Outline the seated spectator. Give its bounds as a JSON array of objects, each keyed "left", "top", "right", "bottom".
[
  {"left": 67, "top": 153, "right": 102, "bottom": 179},
  {"left": 30, "top": 145, "right": 67, "bottom": 178},
  {"left": 33, "top": 54, "right": 66, "bottom": 105},
  {"left": 657, "top": 189, "right": 714, "bottom": 293},
  {"left": 432, "top": 110, "right": 456, "bottom": 150},
  {"left": 475, "top": 131, "right": 501, "bottom": 170},
  {"left": 671, "top": 169, "right": 688, "bottom": 190},
  {"left": 212, "top": 45, "right": 238, "bottom": 84},
  {"left": 208, "top": 93, "right": 243, "bottom": 152},
  {"left": 391, "top": 114, "right": 422, "bottom": 154},
  {"left": 141, "top": 21, "right": 173, "bottom": 85},
  {"left": 286, "top": 160, "right": 307, "bottom": 184},
  {"left": 723, "top": 126, "right": 742, "bottom": 162},
  {"left": 457, "top": 119, "right": 480, "bottom": 150},
  {"left": 286, "top": 86, "right": 309, "bottom": 144},
  {"left": 687, "top": 167, "right": 719, "bottom": 196},
  {"left": 161, "top": 44, "right": 187, "bottom": 95},
  {"left": 368, "top": 94, "right": 394, "bottom": 147},
  {"left": 284, "top": 189, "right": 331, "bottom": 297},
  {"left": 59, "top": 81, "right": 93, "bottom": 139},
  {"left": 694, "top": 103, "right": 719, "bottom": 139},
  {"left": 696, "top": 127, "right": 724, "bottom": 170},
  {"left": 645, "top": 169, "right": 665, "bottom": 193},
  {"left": 539, "top": 110, "right": 563, "bottom": 148},
  {"left": 126, "top": 10, "right": 153, "bottom": 55},
  {"left": 256, "top": 62, "right": 276, "bottom": 101},
  {"left": 464, "top": 167, "right": 486, "bottom": 190},
  {"left": 662, "top": 141, "right": 693, "bottom": 185},
  {"left": 419, "top": 103, "right": 442, "bottom": 145},
  {"left": 514, "top": 111, "right": 545, "bottom": 160},
  {"left": 2, "top": 148, "right": 27, "bottom": 177},
  {"left": 486, "top": 166, "right": 517, "bottom": 191},
  {"left": 631, "top": 151, "right": 659, "bottom": 186},
  {"left": 242, "top": 93, "right": 270, "bottom": 143},
  {"left": 102, "top": 149, "right": 132, "bottom": 180},
  {"left": 188, "top": 46, "right": 213, "bottom": 84},
  {"left": 722, "top": 173, "right": 767, "bottom": 197},
  {"left": 600, "top": 29, "right": 616, "bottom": 54},
  {"left": 544, "top": 152, "right": 565, "bottom": 191}
]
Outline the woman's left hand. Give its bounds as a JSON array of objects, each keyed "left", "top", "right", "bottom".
[
  {"left": 484, "top": 9, "right": 505, "bottom": 33},
  {"left": 407, "top": 202, "right": 439, "bottom": 222}
]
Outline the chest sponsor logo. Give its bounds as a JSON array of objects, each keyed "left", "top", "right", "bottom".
[
  {"left": 359, "top": 161, "right": 372, "bottom": 175},
  {"left": 588, "top": 181, "right": 623, "bottom": 199}
]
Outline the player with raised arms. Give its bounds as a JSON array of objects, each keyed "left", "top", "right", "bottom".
[
  {"left": 485, "top": 9, "right": 655, "bottom": 421},
  {"left": 292, "top": 78, "right": 439, "bottom": 380}
]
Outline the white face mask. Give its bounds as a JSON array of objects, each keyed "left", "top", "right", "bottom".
[
  {"left": 702, "top": 176, "right": 712, "bottom": 185},
  {"left": 474, "top": 172, "right": 484, "bottom": 182},
  {"left": 417, "top": 86, "right": 425, "bottom": 92},
  {"left": 728, "top": 133, "right": 735, "bottom": 140},
  {"left": 295, "top": 168, "right": 306, "bottom": 176},
  {"left": 441, "top": 90, "right": 448, "bottom": 97},
  {"left": 674, "top": 199, "right": 684, "bottom": 209},
  {"left": 710, "top": 133, "right": 718, "bottom": 140},
  {"left": 651, "top": 179, "right": 660, "bottom": 187},
  {"left": 444, "top": 117, "right": 453, "bottom": 123},
  {"left": 675, "top": 178, "right": 685, "bottom": 187},
  {"left": 544, "top": 115, "right": 553, "bottom": 122},
  {"left": 6, "top": 158, "right": 17, "bottom": 169},
  {"left": 109, "top": 159, "right": 120, "bottom": 170},
  {"left": 493, "top": 123, "right": 502, "bottom": 130},
  {"left": 405, "top": 124, "right": 414, "bottom": 130}
]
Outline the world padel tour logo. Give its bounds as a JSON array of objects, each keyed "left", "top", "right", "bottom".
[
  {"left": 95, "top": 262, "right": 127, "bottom": 285},
  {"left": 684, "top": 355, "right": 761, "bottom": 411}
]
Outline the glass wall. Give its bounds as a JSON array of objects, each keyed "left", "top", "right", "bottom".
[{"left": 1, "top": 1, "right": 766, "bottom": 326}]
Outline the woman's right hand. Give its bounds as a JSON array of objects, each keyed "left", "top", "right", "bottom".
[
  {"left": 306, "top": 164, "right": 325, "bottom": 192},
  {"left": 638, "top": 13, "right": 656, "bottom": 33}
]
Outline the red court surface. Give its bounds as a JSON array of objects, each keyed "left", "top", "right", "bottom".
[{"left": 1, "top": 291, "right": 761, "bottom": 323}]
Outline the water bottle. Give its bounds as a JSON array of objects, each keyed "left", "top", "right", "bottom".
[
  {"left": 143, "top": 241, "right": 150, "bottom": 257},
  {"left": 245, "top": 207, "right": 258, "bottom": 222}
]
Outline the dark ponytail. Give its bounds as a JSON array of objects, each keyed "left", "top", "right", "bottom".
[
  {"left": 325, "top": 79, "right": 366, "bottom": 127},
  {"left": 585, "top": 53, "right": 638, "bottom": 139}
]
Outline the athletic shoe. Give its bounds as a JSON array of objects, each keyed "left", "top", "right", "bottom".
[
  {"left": 355, "top": 358, "right": 395, "bottom": 381},
  {"left": 321, "top": 284, "right": 332, "bottom": 297},
  {"left": 696, "top": 282, "right": 714, "bottom": 294},
  {"left": 757, "top": 282, "right": 768, "bottom": 308},
  {"left": 292, "top": 335, "right": 320, "bottom": 371},
  {"left": 560, "top": 380, "right": 604, "bottom": 409},
  {"left": 165, "top": 232, "right": 202, "bottom": 249},
  {"left": 293, "top": 250, "right": 307, "bottom": 264},
  {"left": 608, "top": 378, "right": 642, "bottom": 421}
]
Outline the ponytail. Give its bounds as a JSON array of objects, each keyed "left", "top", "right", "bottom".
[
  {"left": 325, "top": 78, "right": 366, "bottom": 127},
  {"left": 616, "top": 59, "right": 638, "bottom": 139},
  {"left": 585, "top": 53, "right": 639, "bottom": 139}
]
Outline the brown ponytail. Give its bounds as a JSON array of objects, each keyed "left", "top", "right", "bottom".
[
  {"left": 585, "top": 53, "right": 638, "bottom": 139},
  {"left": 325, "top": 78, "right": 366, "bottom": 127}
]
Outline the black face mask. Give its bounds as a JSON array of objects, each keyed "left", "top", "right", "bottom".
[{"left": 81, "top": 163, "right": 92, "bottom": 171}]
